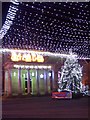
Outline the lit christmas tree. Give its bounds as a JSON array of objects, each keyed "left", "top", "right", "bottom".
[{"left": 58, "top": 50, "right": 83, "bottom": 94}]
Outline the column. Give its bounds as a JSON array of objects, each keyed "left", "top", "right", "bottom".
[
  {"left": 49, "top": 70, "right": 53, "bottom": 92},
  {"left": 36, "top": 69, "right": 39, "bottom": 95},
  {"left": 51, "top": 69, "right": 55, "bottom": 91},
  {"left": 27, "top": 69, "right": 30, "bottom": 94},
  {"left": 44, "top": 69, "right": 48, "bottom": 94},
  {"left": 18, "top": 68, "right": 22, "bottom": 95},
  {"left": 8, "top": 69, "right": 12, "bottom": 95},
  {"left": 53, "top": 65, "right": 58, "bottom": 91}
]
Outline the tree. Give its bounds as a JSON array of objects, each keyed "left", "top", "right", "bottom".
[{"left": 58, "top": 54, "right": 83, "bottom": 93}]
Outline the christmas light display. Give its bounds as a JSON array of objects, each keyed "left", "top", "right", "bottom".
[
  {"left": 58, "top": 54, "right": 83, "bottom": 93},
  {"left": 0, "top": 48, "right": 78, "bottom": 58},
  {"left": 0, "top": 0, "right": 19, "bottom": 40},
  {"left": 1, "top": 2, "right": 89, "bottom": 59},
  {"left": 14, "top": 64, "right": 52, "bottom": 69}
]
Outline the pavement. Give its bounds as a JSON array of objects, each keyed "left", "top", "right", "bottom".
[{"left": 1, "top": 95, "right": 89, "bottom": 119}]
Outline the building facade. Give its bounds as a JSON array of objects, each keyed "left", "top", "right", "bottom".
[
  {"left": 2, "top": 50, "right": 89, "bottom": 96},
  {"left": 2, "top": 51, "right": 63, "bottom": 96}
]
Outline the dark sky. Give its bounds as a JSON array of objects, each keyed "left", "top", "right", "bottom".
[{"left": 2, "top": 2, "right": 10, "bottom": 24}]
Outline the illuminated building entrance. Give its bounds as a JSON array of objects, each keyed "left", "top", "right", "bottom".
[
  {"left": 3, "top": 50, "right": 58, "bottom": 96},
  {"left": 4, "top": 64, "right": 54, "bottom": 96}
]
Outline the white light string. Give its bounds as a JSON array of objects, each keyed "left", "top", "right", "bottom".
[
  {"left": 14, "top": 64, "right": 52, "bottom": 69},
  {"left": 1, "top": 2, "right": 89, "bottom": 59},
  {"left": 0, "top": 0, "right": 19, "bottom": 40},
  {"left": 0, "top": 48, "right": 90, "bottom": 60}
]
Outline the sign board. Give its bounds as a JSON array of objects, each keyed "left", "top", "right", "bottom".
[
  {"left": 11, "top": 52, "right": 44, "bottom": 63},
  {"left": 52, "top": 91, "right": 72, "bottom": 99}
]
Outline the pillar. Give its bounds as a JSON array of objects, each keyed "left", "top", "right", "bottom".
[
  {"left": 27, "top": 69, "right": 30, "bottom": 94},
  {"left": 44, "top": 69, "right": 48, "bottom": 94},
  {"left": 8, "top": 69, "right": 12, "bottom": 95},
  {"left": 36, "top": 69, "right": 39, "bottom": 95},
  {"left": 18, "top": 68, "right": 22, "bottom": 95},
  {"left": 49, "top": 70, "right": 53, "bottom": 92},
  {"left": 54, "top": 65, "right": 59, "bottom": 91},
  {"left": 51, "top": 69, "right": 55, "bottom": 91}
]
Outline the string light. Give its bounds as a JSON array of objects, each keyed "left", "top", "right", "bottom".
[
  {"left": 1, "top": 2, "right": 89, "bottom": 59},
  {"left": 0, "top": 0, "right": 19, "bottom": 39},
  {"left": 0, "top": 48, "right": 78, "bottom": 58},
  {"left": 14, "top": 64, "right": 52, "bottom": 69}
]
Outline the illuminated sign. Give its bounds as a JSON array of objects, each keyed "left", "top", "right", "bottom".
[
  {"left": 11, "top": 52, "right": 44, "bottom": 62},
  {"left": 52, "top": 91, "right": 72, "bottom": 99},
  {"left": 14, "top": 65, "right": 51, "bottom": 69}
]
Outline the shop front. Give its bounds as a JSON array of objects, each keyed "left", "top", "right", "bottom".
[
  {"left": 3, "top": 51, "right": 57, "bottom": 96},
  {"left": 4, "top": 64, "right": 54, "bottom": 96}
]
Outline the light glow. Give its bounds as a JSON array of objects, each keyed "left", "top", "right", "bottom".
[
  {"left": 11, "top": 52, "right": 44, "bottom": 63},
  {"left": 49, "top": 72, "right": 52, "bottom": 77},
  {"left": 14, "top": 64, "right": 52, "bottom": 69},
  {"left": 31, "top": 72, "right": 35, "bottom": 77},
  {"left": 13, "top": 72, "right": 16, "bottom": 76},
  {"left": 0, "top": 48, "right": 90, "bottom": 60},
  {"left": 0, "top": 48, "right": 78, "bottom": 58},
  {"left": 40, "top": 74, "right": 44, "bottom": 79}
]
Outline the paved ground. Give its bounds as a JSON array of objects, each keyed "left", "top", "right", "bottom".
[{"left": 1, "top": 95, "right": 89, "bottom": 118}]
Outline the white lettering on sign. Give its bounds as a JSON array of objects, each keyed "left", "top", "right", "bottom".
[{"left": 11, "top": 52, "right": 44, "bottom": 62}]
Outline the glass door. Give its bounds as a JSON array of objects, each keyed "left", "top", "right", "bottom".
[
  {"left": 38, "top": 70, "right": 45, "bottom": 95},
  {"left": 47, "top": 70, "right": 52, "bottom": 93},
  {"left": 30, "top": 69, "right": 37, "bottom": 95},
  {"left": 11, "top": 69, "right": 18, "bottom": 95}
]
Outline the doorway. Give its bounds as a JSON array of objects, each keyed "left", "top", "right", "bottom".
[
  {"left": 11, "top": 68, "right": 53, "bottom": 95},
  {"left": 21, "top": 69, "right": 28, "bottom": 94}
]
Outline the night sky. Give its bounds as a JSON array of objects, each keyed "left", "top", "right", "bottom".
[
  {"left": 2, "top": 2, "right": 11, "bottom": 24},
  {"left": 2, "top": 2, "right": 89, "bottom": 58}
]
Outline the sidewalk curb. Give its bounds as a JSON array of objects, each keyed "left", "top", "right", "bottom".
[{"left": 1, "top": 94, "right": 51, "bottom": 100}]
